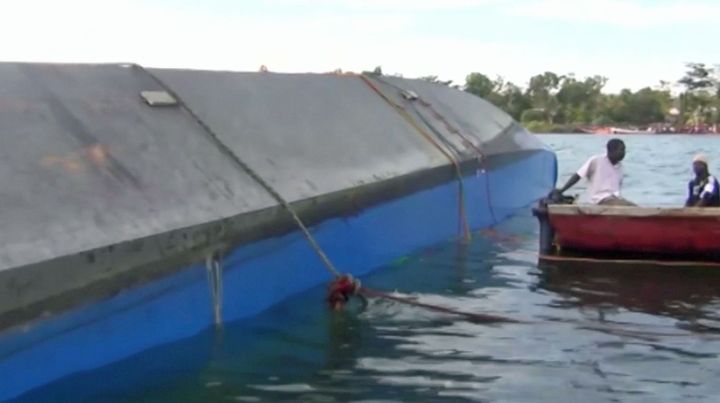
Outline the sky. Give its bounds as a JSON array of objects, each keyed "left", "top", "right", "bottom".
[{"left": 1, "top": 0, "right": 717, "bottom": 93}]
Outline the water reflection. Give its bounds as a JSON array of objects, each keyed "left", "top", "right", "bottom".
[
  {"left": 538, "top": 264, "right": 720, "bottom": 333},
  {"left": 325, "top": 309, "right": 366, "bottom": 371}
]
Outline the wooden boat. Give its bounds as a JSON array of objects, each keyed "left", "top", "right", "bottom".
[
  {"left": 549, "top": 205, "right": 720, "bottom": 255},
  {"left": 577, "top": 126, "right": 651, "bottom": 135},
  {"left": 609, "top": 127, "right": 649, "bottom": 135},
  {"left": 534, "top": 203, "right": 720, "bottom": 268}
]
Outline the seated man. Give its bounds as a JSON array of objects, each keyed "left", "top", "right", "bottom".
[
  {"left": 555, "top": 138, "right": 634, "bottom": 206},
  {"left": 685, "top": 154, "right": 720, "bottom": 207}
]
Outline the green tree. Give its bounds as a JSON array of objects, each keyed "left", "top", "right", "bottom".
[
  {"left": 361, "top": 66, "right": 384, "bottom": 76},
  {"left": 459, "top": 63, "right": 719, "bottom": 131},
  {"left": 419, "top": 75, "right": 453, "bottom": 86},
  {"left": 526, "top": 72, "right": 562, "bottom": 122},
  {"left": 678, "top": 63, "right": 718, "bottom": 125},
  {"left": 465, "top": 74, "right": 531, "bottom": 120},
  {"left": 464, "top": 72, "right": 508, "bottom": 109},
  {"left": 498, "top": 82, "right": 532, "bottom": 121},
  {"left": 464, "top": 72, "right": 498, "bottom": 99},
  {"left": 679, "top": 63, "right": 715, "bottom": 91},
  {"left": 555, "top": 75, "right": 607, "bottom": 123},
  {"left": 630, "top": 88, "right": 670, "bottom": 124},
  {"left": 601, "top": 88, "right": 669, "bottom": 125},
  {"left": 521, "top": 108, "right": 548, "bottom": 124}
]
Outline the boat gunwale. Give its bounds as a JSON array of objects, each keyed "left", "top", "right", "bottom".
[{"left": 548, "top": 204, "right": 720, "bottom": 218}]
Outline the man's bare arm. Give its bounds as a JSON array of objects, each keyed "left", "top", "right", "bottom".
[{"left": 557, "top": 174, "right": 581, "bottom": 194}]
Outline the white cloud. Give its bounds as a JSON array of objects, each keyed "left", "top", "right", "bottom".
[{"left": 508, "top": 0, "right": 720, "bottom": 27}]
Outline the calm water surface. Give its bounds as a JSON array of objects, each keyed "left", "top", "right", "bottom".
[{"left": 15, "top": 135, "right": 720, "bottom": 402}]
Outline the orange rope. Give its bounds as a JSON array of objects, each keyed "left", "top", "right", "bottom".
[
  {"left": 419, "top": 99, "right": 485, "bottom": 156},
  {"left": 362, "top": 75, "right": 498, "bottom": 225},
  {"left": 360, "top": 288, "right": 521, "bottom": 323},
  {"left": 358, "top": 75, "right": 472, "bottom": 241},
  {"left": 416, "top": 99, "right": 499, "bottom": 225}
]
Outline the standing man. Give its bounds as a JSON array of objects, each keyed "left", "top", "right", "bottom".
[
  {"left": 685, "top": 154, "right": 720, "bottom": 207},
  {"left": 554, "top": 138, "right": 634, "bottom": 206}
]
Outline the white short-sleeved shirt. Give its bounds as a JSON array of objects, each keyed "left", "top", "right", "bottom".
[{"left": 576, "top": 154, "right": 623, "bottom": 204}]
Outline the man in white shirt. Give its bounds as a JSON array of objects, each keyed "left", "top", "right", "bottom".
[{"left": 555, "top": 138, "right": 634, "bottom": 206}]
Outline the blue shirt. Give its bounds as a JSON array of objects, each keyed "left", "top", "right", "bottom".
[{"left": 686, "top": 175, "right": 720, "bottom": 207}]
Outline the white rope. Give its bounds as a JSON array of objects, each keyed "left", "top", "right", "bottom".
[{"left": 205, "top": 253, "right": 224, "bottom": 326}]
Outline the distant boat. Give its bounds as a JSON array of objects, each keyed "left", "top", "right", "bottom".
[
  {"left": 578, "top": 126, "right": 652, "bottom": 135},
  {"left": 578, "top": 126, "right": 611, "bottom": 134},
  {"left": 609, "top": 127, "right": 650, "bottom": 134}
]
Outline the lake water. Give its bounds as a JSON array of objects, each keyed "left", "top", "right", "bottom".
[{"left": 14, "top": 135, "right": 720, "bottom": 403}]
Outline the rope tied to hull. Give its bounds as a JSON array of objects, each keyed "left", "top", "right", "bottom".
[
  {"left": 326, "top": 275, "right": 520, "bottom": 324},
  {"left": 139, "top": 65, "right": 342, "bottom": 280},
  {"left": 358, "top": 74, "right": 472, "bottom": 242},
  {"left": 360, "top": 288, "right": 522, "bottom": 324},
  {"left": 370, "top": 75, "right": 499, "bottom": 225},
  {"left": 415, "top": 98, "right": 499, "bottom": 226},
  {"left": 327, "top": 275, "right": 361, "bottom": 310},
  {"left": 138, "top": 65, "right": 519, "bottom": 324},
  {"left": 206, "top": 252, "right": 224, "bottom": 326}
]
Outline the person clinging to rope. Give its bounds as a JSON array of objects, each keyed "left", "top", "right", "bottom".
[{"left": 327, "top": 275, "right": 367, "bottom": 311}]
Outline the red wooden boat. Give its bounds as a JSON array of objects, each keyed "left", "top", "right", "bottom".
[
  {"left": 534, "top": 204, "right": 720, "bottom": 269},
  {"left": 549, "top": 205, "right": 720, "bottom": 255}
]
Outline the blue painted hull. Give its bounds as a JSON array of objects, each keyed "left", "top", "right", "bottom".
[{"left": 0, "top": 150, "right": 555, "bottom": 402}]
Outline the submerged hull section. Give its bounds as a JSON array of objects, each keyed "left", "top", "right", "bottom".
[
  {"left": 1, "top": 151, "right": 555, "bottom": 402},
  {"left": 0, "top": 63, "right": 555, "bottom": 401}
]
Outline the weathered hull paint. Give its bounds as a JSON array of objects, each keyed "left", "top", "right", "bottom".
[{"left": 0, "top": 150, "right": 555, "bottom": 402}]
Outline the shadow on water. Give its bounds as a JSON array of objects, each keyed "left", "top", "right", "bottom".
[{"left": 537, "top": 264, "right": 720, "bottom": 335}]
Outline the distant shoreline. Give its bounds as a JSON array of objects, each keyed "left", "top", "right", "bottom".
[
  {"left": 533, "top": 132, "right": 720, "bottom": 136},
  {"left": 523, "top": 121, "right": 718, "bottom": 135}
]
